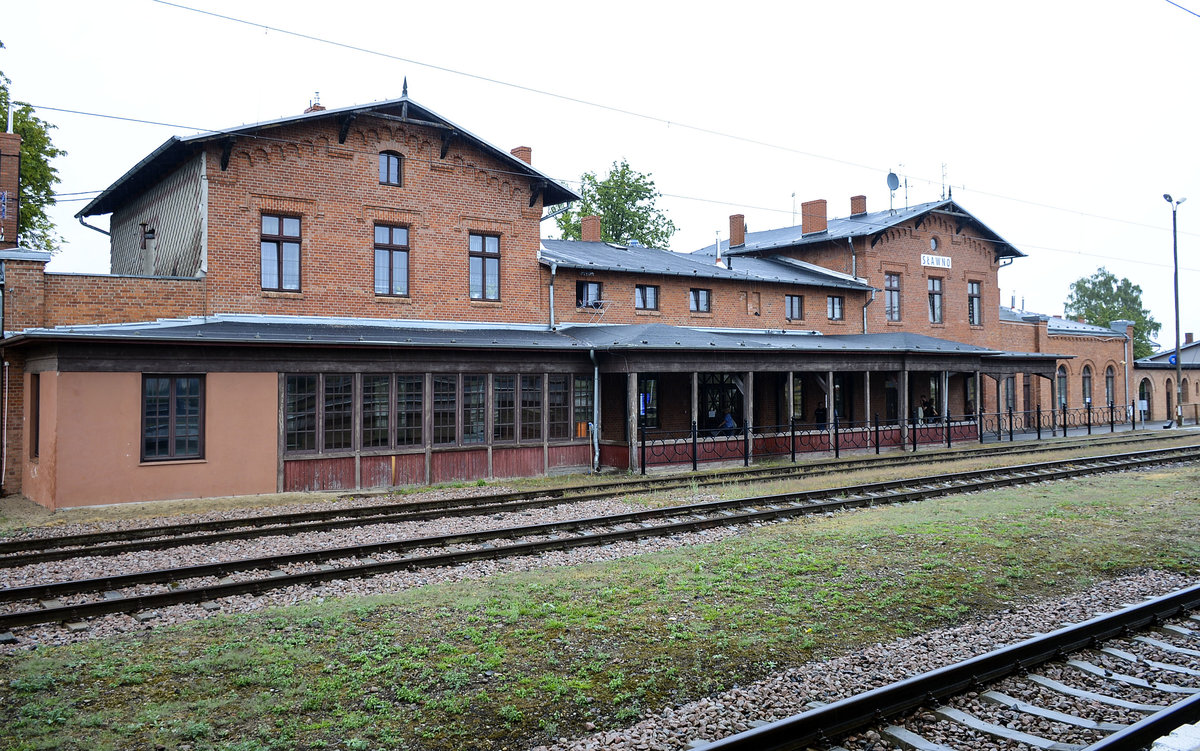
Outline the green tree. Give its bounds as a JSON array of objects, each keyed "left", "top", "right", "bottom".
[
  {"left": 0, "top": 70, "right": 65, "bottom": 253},
  {"left": 556, "top": 159, "right": 676, "bottom": 248},
  {"left": 1064, "top": 267, "right": 1160, "bottom": 359}
]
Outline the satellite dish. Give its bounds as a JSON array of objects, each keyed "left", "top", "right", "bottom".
[{"left": 887, "top": 172, "right": 900, "bottom": 191}]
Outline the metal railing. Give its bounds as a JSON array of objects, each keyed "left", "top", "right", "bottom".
[{"left": 980, "top": 401, "right": 1139, "bottom": 442}]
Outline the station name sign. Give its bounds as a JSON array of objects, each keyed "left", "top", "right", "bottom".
[{"left": 921, "top": 254, "right": 951, "bottom": 269}]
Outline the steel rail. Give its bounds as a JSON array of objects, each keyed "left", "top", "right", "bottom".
[
  {"left": 0, "top": 444, "right": 1189, "bottom": 570},
  {"left": 0, "top": 436, "right": 1188, "bottom": 569},
  {"left": 0, "top": 431, "right": 1174, "bottom": 558},
  {"left": 1, "top": 447, "right": 1195, "bottom": 631},
  {"left": 704, "top": 583, "right": 1200, "bottom": 751}
]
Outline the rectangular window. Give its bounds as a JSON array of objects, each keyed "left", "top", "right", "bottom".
[
  {"left": 689, "top": 288, "right": 711, "bottom": 313},
  {"left": 286, "top": 375, "right": 318, "bottom": 451},
  {"left": 362, "top": 374, "right": 391, "bottom": 448},
  {"left": 469, "top": 233, "right": 501, "bottom": 301},
  {"left": 785, "top": 294, "right": 804, "bottom": 321},
  {"left": 885, "top": 273, "right": 901, "bottom": 321},
  {"left": 576, "top": 281, "right": 602, "bottom": 308},
  {"left": 462, "top": 375, "right": 487, "bottom": 444},
  {"left": 635, "top": 284, "right": 659, "bottom": 310},
  {"left": 928, "top": 277, "right": 944, "bottom": 323},
  {"left": 493, "top": 375, "right": 516, "bottom": 442},
  {"left": 323, "top": 374, "right": 354, "bottom": 451},
  {"left": 548, "top": 375, "right": 571, "bottom": 440},
  {"left": 521, "top": 375, "right": 543, "bottom": 441},
  {"left": 142, "top": 375, "right": 204, "bottom": 461},
  {"left": 826, "top": 295, "right": 844, "bottom": 321},
  {"left": 374, "top": 224, "right": 410, "bottom": 296},
  {"left": 433, "top": 375, "right": 457, "bottom": 445},
  {"left": 379, "top": 151, "right": 402, "bottom": 186},
  {"left": 261, "top": 214, "right": 301, "bottom": 291},
  {"left": 396, "top": 375, "right": 423, "bottom": 446},
  {"left": 573, "top": 375, "right": 594, "bottom": 439},
  {"left": 638, "top": 376, "right": 659, "bottom": 428},
  {"left": 29, "top": 373, "right": 39, "bottom": 460},
  {"left": 967, "top": 280, "right": 982, "bottom": 325}
]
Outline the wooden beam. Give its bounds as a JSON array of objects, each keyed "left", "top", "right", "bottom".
[
  {"left": 529, "top": 181, "right": 546, "bottom": 208},
  {"left": 338, "top": 113, "right": 357, "bottom": 145},
  {"left": 440, "top": 130, "right": 458, "bottom": 159},
  {"left": 219, "top": 137, "right": 235, "bottom": 171}
]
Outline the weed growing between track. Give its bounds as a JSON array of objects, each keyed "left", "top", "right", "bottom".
[{"left": 2, "top": 465, "right": 1198, "bottom": 750}]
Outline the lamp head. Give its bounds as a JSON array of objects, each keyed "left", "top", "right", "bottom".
[{"left": 1165, "top": 194, "right": 1174, "bottom": 203}]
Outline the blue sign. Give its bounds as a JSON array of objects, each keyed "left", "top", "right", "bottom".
[{"left": 1170, "top": 355, "right": 1178, "bottom": 365}]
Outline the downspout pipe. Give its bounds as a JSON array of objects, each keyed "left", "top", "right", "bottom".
[
  {"left": 78, "top": 216, "right": 110, "bottom": 237},
  {"left": 548, "top": 262, "right": 557, "bottom": 331},
  {"left": 862, "top": 288, "right": 876, "bottom": 335},
  {"left": 589, "top": 348, "right": 600, "bottom": 472}
]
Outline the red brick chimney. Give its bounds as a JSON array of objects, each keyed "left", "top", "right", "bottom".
[
  {"left": 802, "top": 199, "right": 827, "bottom": 235},
  {"left": 850, "top": 195, "right": 867, "bottom": 216},
  {"left": 581, "top": 215, "right": 602, "bottom": 243},
  {"left": 1187, "top": 332, "right": 1194, "bottom": 345},
  {"left": 510, "top": 146, "right": 532, "bottom": 164},
  {"left": 0, "top": 131, "right": 20, "bottom": 250},
  {"left": 729, "top": 214, "right": 745, "bottom": 247}
]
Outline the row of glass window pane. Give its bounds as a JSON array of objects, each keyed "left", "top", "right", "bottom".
[{"left": 142, "top": 376, "right": 203, "bottom": 460}]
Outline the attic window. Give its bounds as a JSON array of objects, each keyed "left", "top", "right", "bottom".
[{"left": 379, "top": 151, "right": 403, "bottom": 186}]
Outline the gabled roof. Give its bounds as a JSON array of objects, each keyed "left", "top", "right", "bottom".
[
  {"left": 695, "top": 199, "right": 1024, "bottom": 260},
  {"left": 78, "top": 95, "right": 579, "bottom": 218},
  {"left": 539, "top": 239, "right": 873, "bottom": 291},
  {"left": 1138, "top": 338, "right": 1200, "bottom": 366},
  {"left": 998, "top": 306, "right": 1129, "bottom": 338}
]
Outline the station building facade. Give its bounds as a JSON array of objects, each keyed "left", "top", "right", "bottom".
[{"left": 0, "top": 95, "right": 1138, "bottom": 509}]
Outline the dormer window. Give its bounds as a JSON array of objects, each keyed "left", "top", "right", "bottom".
[{"left": 379, "top": 151, "right": 403, "bottom": 186}]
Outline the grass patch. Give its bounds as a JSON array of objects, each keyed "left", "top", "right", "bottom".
[{"left": 1, "top": 462, "right": 1198, "bottom": 750}]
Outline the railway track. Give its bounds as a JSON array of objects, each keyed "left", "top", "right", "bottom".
[
  {"left": 706, "top": 583, "right": 1200, "bottom": 751},
  {"left": 1, "top": 442, "right": 1196, "bottom": 635},
  {"left": 0, "top": 431, "right": 1185, "bottom": 567}
]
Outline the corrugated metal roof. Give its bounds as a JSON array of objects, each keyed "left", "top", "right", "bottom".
[
  {"left": 539, "top": 239, "right": 873, "bottom": 291},
  {"left": 78, "top": 96, "right": 579, "bottom": 218},
  {"left": 695, "top": 199, "right": 1024, "bottom": 260},
  {"left": 998, "top": 306, "right": 1128, "bottom": 338}
]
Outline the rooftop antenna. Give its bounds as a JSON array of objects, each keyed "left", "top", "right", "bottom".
[
  {"left": 791, "top": 192, "right": 796, "bottom": 226},
  {"left": 941, "top": 163, "right": 947, "bottom": 200},
  {"left": 402, "top": 77, "right": 408, "bottom": 97},
  {"left": 886, "top": 171, "right": 900, "bottom": 214}
]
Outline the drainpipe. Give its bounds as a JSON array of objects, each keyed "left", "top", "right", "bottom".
[
  {"left": 589, "top": 348, "right": 600, "bottom": 471},
  {"left": 78, "top": 216, "right": 110, "bottom": 237},
  {"left": 1, "top": 360, "right": 8, "bottom": 496},
  {"left": 547, "top": 262, "right": 557, "bottom": 331},
  {"left": 861, "top": 288, "right": 876, "bottom": 334},
  {"left": 849, "top": 237, "right": 856, "bottom": 278}
]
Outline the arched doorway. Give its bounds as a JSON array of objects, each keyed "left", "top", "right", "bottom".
[
  {"left": 1167, "top": 378, "right": 1174, "bottom": 424},
  {"left": 1139, "top": 378, "right": 1153, "bottom": 422}
]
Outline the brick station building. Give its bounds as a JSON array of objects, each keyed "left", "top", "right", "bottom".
[{"left": 0, "top": 94, "right": 1142, "bottom": 509}]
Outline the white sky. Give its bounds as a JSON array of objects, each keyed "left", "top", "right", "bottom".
[{"left": 5, "top": 0, "right": 1199, "bottom": 348}]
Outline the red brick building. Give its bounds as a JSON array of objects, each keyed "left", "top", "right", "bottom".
[{"left": 0, "top": 95, "right": 1141, "bottom": 509}]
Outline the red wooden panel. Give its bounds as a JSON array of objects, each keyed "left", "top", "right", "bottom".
[
  {"left": 361, "top": 453, "right": 425, "bottom": 488},
  {"left": 599, "top": 443, "right": 629, "bottom": 469},
  {"left": 548, "top": 443, "right": 590, "bottom": 469},
  {"left": 431, "top": 449, "right": 488, "bottom": 484},
  {"left": 283, "top": 457, "right": 355, "bottom": 492},
  {"left": 492, "top": 446, "right": 543, "bottom": 478}
]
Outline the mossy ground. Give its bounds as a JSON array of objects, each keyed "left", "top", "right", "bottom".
[{"left": 1, "top": 454, "right": 1198, "bottom": 750}]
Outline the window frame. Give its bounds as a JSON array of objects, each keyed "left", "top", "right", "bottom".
[
  {"left": 927, "top": 277, "right": 944, "bottom": 324},
  {"left": 469, "top": 233, "right": 502, "bottom": 301},
  {"left": 785, "top": 294, "right": 804, "bottom": 321},
  {"left": 884, "top": 273, "right": 901, "bottom": 322},
  {"left": 635, "top": 284, "right": 660, "bottom": 311},
  {"left": 141, "top": 374, "right": 205, "bottom": 462},
  {"left": 29, "top": 373, "right": 39, "bottom": 461},
  {"left": 689, "top": 288, "right": 712, "bottom": 313},
  {"left": 374, "top": 223, "right": 410, "bottom": 297},
  {"left": 826, "top": 295, "right": 844, "bottom": 321},
  {"left": 1082, "top": 365, "right": 1093, "bottom": 404},
  {"left": 261, "top": 213, "right": 302, "bottom": 292},
  {"left": 1105, "top": 366, "right": 1115, "bottom": 406},
  {"left": 967, "top": 280, "right": 982, "bottom": 326},
  {"left": 379, "top": 151, "right": 403, "bottom": 186},
  {"left": 576, "top": 281, "right": 602, "bottom": 308}
]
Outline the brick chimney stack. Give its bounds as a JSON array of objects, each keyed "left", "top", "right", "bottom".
[
  {"left": 729, "top": 214, "right": 745, "bottom": 247},
  {"left": 850, "top": 195, "right": 867, "bottom": 216},
  {"left": 581, "top": 215, "right": 602, "bottom": 243},
  {"left": 0, "top": 131, "right": 20, "bottom": 250},
  {"left": 1187, "top": 332, "right": 1194, "bottom": 345},
  {"left": 510, "top": 146, "right": 532, "bottom": 164},
  {"left": 801, "top": 199, "right": 827, "bottom": 235}
]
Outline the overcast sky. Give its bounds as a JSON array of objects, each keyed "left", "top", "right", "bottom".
[{"left": 5, "top": 0, "right": 1199, "bottom": 349}]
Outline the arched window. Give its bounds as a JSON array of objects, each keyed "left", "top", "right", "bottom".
[
  {"left": 379, "top": 151, "right": 403, "bottom": 186},
  {"left": 1105, "top": 366, "right": 1115, "bottom": 405},
  {"left": 1056, "top": 365, "right": 1068, "bottom": 407},
  {"left": 1183, "top": 379, "right": 1191, "bottom": 404},
  {"left": 1081, "top": 365, "right": 1093, "bottom": 405}
]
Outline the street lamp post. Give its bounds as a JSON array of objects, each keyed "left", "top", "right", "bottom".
[{"left": 1165, "top": 194, "right": 1187, "bottom": 427}]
